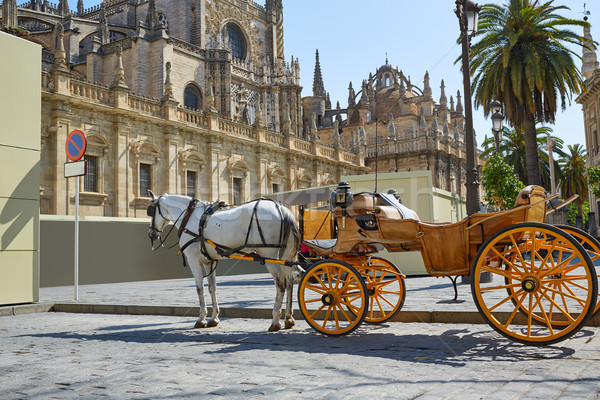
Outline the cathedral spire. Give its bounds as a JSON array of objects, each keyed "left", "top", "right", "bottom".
[
  {"left": 77, "top": 0, "right": 84, "bottom": 17},
  {"left": 53, "top": 23, "right": 68, "bottom": 72},
  {"left": 312, "top": 49, "right": 326, "bottom": 98},
  {"left": 146, "top": 0, "right": 160, "bottom": 30},
  {"left": 348, "top": 81, "right": 356, "bottom": 107},
  {"left": 111, "top": 45, "right": 127, "bottom": 88},
  {"left": 332, "top": 120, "right": 340, "bottom": 148},
  {"left": 419, "top": 107, "right": 427, "bottom": 129},
  {"left": 423, "top": 71, "right": 432, "bottom": 99},
  {"left": 431, "top": 109, "right": 439, "bottom": 134},
  {"left": 456, "top": 90, "right": 463, "bottom": 115},
  {"left": 98, "top": 2, "right": 110, "bottom": 44},
  {"left": 582, "top": 15, "right": 599, "bottom": 80},
  {"left": 2, "top": 0, "right": 18, "bottom": 28},
  {"left": 439, "top": 79, "right": 447, "bottom": 108},
  {"left": 163, "top": 61, "right": 174, "bottom": 100},
  {"left": 57, "top": 0, "right": 69, "bottom": 16}
]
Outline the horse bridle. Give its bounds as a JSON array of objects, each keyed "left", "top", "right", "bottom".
[
  {"left": 147, "top": 196, "right": 195, "bottom": 251},
  {"left": 147, "top": 196, "right": 180, "bottom": 250}
]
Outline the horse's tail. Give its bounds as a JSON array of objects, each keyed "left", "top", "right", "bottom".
[{"left": 279, "top": 205, "right": 300, "bottom": 264}]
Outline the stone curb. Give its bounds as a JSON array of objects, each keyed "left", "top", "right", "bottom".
[
  {"left": 0, "top": 303, "right": 54, "bottom": 317},
  {"left": 3, "top": 302, "right": 600, "bottom": 327}
]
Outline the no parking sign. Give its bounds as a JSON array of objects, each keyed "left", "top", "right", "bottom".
[
  {"left": 64, "top": 129, "right": 87, "bottom": 301},
  {"left": 65, "top": 129, "right": 87, "bottom": 162}
]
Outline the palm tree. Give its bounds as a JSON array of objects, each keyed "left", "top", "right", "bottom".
[
  {"left": 469, "top": 0, "right": 594, "bottom": 186},
  {"left": 480, "top": 125, "right": 566, "bottom": 188},
  {"left": 559, "top": 144, "right": 588, "bottom": 227}
]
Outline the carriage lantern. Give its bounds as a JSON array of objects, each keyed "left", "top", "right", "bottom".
[{"left": 333, "top": 181, "right": 353, "bottom": 228}]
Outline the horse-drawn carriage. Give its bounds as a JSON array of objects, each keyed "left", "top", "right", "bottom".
[
  {"left": 287, "top": 182, "right": 600, "bottom": 345},
  {"left": 147, "top": 182, "right": 600, "bottom": 346}
]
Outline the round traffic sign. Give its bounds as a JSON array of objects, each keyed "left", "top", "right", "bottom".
[{"left": 65, "top": 130, "right": 87, "bottom": 162}]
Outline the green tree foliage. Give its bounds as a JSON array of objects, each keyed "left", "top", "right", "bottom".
[
  {"left": 482, "top": 152, "right": 525, "bottom": 209},
  {"left": 567, "top": 201, "right": 589, "bottom": 227},
  {"left": 480, "top": 125, "right": 565, "bottom": 188},
  {"left": 468, "top": 0, "right": 594, "bottom": 186},
  {"left": 587, "top": 165, "right": 600, "bottom": 198}
]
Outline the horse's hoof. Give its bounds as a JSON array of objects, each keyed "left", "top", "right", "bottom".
[
  {"left": 268, "top": 323, "right": 281, "bottom": 332},
  {"left": 194, "top": 320, "right": 207, "bottom": 329},
  {"left": 284, "top": 318, "right": 295, "bottom": 329},
  {"left": 207, "top": 319, "right": 219, "bottom": 328}
]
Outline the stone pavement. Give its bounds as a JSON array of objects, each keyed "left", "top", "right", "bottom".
[
  {"left": 2, "top": 274, "right": 600, "bottom": 398},
  {"left": 1, "top": 312, "right": 600, "bottom": 399}
]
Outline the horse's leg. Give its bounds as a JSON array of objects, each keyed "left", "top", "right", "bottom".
[
  {"left": 189, "top": 261, "right": 208, "bottom": 329},
  {"left": 266, "top": 264, "right": 285, "bottom": 332},
  {"left": 284, "top": 272, "right": 295, "bottom": 329},
  {"left": 206, "top": 262, "right": 220, "bottom": 328}
]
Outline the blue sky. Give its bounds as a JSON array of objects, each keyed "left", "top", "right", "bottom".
[{"left": 69, "top": 0, "right": 597, "bottom": 150}]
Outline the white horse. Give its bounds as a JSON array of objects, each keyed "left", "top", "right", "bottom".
[{"left": 146, "top": 191, "right": 299, "bottom": 332}]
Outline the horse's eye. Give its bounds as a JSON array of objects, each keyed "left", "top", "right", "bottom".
[{"left": 147, "top": 205, "right": 156, "bottom": 217}]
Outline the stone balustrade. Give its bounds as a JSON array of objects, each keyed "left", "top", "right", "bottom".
[
  {"left": 178, "top": 107, "right": 208, "bottom": 128},
  {"left": 44, "top": 76, "right": 362, "bottom": 168},
  {"left": 128, "top": 94, "right": 162, "bottom": 117},
  {"left": 70, "top": 79, "right": 112, "bottom": 106},
  {"left": 218, "top": 119, "right": 256, "bottom": 140}
]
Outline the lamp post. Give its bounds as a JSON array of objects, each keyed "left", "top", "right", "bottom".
[
  {"left": 546, "top": 132, "right": 556, "bottom": 194},
  {"left": 490, "top": 99, "right": 504, "bottom": 152},
  {"left": 456, "top": 0, "right": 481, "bottom": 215}
]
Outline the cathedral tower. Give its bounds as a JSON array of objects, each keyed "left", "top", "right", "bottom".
[{"left": 2, "top": 0, "right": 18, "bottom": 28}]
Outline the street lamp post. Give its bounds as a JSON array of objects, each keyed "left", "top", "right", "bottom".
[
  {"left": 546, "top": 133, "right": 556, "bottom": 194},
  {"left": 490, "top": 99, "right": 504, "bottom": 152},
  {"left": 456, "top": 0, "right": 481, "bottom": 215}
]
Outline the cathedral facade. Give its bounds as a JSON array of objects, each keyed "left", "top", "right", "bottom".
[
  {"left": 303, "top": 53, "right": 484, "bottom": 198},
  {"left": 576, "top": 19, "right": 600, "bottom": 229},
  {"left": 1, "top": 0, "right": 366, "bottom": 217}
]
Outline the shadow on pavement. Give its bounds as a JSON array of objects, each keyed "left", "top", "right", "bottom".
[{"left": 19, "top": 318, "right": 585, "bottom": 367}]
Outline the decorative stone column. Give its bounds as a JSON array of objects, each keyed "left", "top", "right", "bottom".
[{"left": 110, "top": 45, "right": 129, "bottom": 109}]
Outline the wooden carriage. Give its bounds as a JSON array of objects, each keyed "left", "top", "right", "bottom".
[{"left": 285, "top": 183, "right": 600, "bottom": 345}]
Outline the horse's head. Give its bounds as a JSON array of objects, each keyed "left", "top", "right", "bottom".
[{"left": 147, "top": 190, "right": 169, "bottom": 247}]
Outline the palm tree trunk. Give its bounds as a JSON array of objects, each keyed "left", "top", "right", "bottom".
[
  {"left": 576, "top": 202, "right": 584, "bottom": 229},
  {"left": 523, "top": 117, "right": 541, "bottom": 186}
]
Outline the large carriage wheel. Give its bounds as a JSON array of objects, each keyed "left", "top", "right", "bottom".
[
  {"left": 298, "top": 259, "right": 368, "bottom": 336},
  {"left": 556, "top": 225, "right": 600, "bottom": 319},
  {"left": 471, "top": 222, "right": 597, "bottom": 345},
  {"left": 360, "top": 257, "right": 406, "bottom": 324}
]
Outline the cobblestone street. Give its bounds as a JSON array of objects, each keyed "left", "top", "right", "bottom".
[{"left": 2, "top": 311, "right": 600, "bottom": 399}]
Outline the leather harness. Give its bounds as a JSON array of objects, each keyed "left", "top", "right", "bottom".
[{"left": 177, "top": 198, "right": 287, "bottom": 265}]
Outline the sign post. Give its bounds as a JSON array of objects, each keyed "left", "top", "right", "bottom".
[{"left": 64, "top": 130, "right": 87, "bottom": 300}]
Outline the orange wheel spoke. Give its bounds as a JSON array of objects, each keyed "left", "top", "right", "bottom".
[
  {"left": 489, "top": 287, "right": 525, "bottom": 312},
  {"left": 309, "top": 304, "right": 326, "bottom": 319},
  {"left": 480, "top": 282, "right": 521, "bottom": 292},
  {"left": 503, "top": 292, "right": 527, "bottom": 328},
  {"left": 305, "top": 284, "right": 327, "bottom": 295},
  {"left": 543, "top": 284, "right": 588, "bottom": 306}
]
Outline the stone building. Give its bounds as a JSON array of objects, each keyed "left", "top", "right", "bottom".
[
  {"left": 0, "top": 0, "right": 366, "bottom": 217},
  {"left": 302, "top": 53, "right": 483, "bottom": 198},
  {"left": 576, "top": 17, "right": 600, "bottom": 228}
]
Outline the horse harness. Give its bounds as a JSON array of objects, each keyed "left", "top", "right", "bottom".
[{"left": 178, "top": 198, "right": 288, "bottom": 265}]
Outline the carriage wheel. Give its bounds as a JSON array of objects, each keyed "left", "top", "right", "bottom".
[
  {"left": 360, "top": 257, "right": 406, "bottom": 324},
  {"left": 298, "top": 259, "right": 368, "bottom": 336},
  {"left": 472, "top": 222, "right": 597, "bottom": 345},
  {"left": 556, "top": 225, "right": 600, "bottom": 319}
]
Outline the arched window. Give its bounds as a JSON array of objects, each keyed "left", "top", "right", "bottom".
[
  {"left": 225, "top": 22, "right": 247, "bottom": 61},
  {"left": 158, "top": 13, "right": 169, "bottom": 33},
  {"left": 184, "top": 84, "right": 202, "bottom": 110}
]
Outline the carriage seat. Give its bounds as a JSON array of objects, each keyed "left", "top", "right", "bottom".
[
  {"left": 345, "top": 193, "right": 419, "bottom": 221},
  {"left": 304, "top": 239, "right": 337, "bottom": 249}
]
